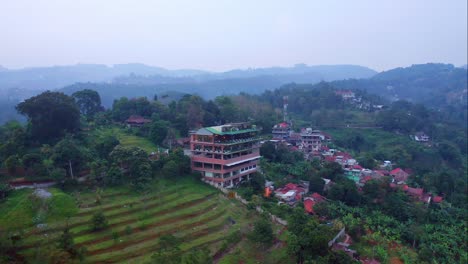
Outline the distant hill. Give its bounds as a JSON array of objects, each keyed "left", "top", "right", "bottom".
[
  {"left": 0, "top": 63, "right": 209, "bottom": 92},
  {"left": 0, "top": 63, "right": 376, "bottom": 92},
  {"left": 59, "top": 64, "right": 377, "bottom": 109}
]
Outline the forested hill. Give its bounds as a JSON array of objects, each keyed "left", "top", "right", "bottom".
[
  {"left": 0, "top": 64, "right": 376, "bottom": 124},
  {"left": 331, "top": 63, "right": 467, "bottom": 123}
]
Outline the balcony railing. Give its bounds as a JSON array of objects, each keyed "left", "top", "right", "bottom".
[{"left": 191, "top": 152, "right": 260, "bottom": 165}]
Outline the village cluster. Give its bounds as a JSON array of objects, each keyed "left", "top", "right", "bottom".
[{"left": 266, "top": 120, "right": 443, "bottom": 215}]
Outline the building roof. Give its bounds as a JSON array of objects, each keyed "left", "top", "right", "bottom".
[
  {"left": 406, "top": 187, "right": 424, "bottom": 197},
  {"left": 352, "top": 164, "right": 363, "bottom": 170},
  {"left": 275, "top": 122, "right": 290, "bottom": 128},
  {"left": 194, "top": 123, "right": 259, "bottom": 136},
  {"left": 126, "top": 115, "right": 151, "bottom": 124},
  {"left": 433, "top": 196, "right": 443, "bottom": 203},
  {"left": 390, "top": 168, "right": 407, "bottom": 175},
  {"left": 304, "top": 198, "right": 316, "bottom": 214},
  {"left": 311, "top": 192, "right": 326, "bottom": 202}
]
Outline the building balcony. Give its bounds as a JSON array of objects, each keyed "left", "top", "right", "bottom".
[
  {"left": 191, "top": 152, "right": 261, "bottom": 166},
  {"left": 191, "top": 136, "right": 262, "bottom": 146},
  {"left": 203, "top": 167, "right": 258, "bottom": 183}
]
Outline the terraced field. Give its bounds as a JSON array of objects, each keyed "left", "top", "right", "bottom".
[{"left": 16, "top": 179, "right": 250, "bottom": 263}]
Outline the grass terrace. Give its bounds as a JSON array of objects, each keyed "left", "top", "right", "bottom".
[{"left": 0, "top": 178, "right": 288, "bottom": 263}]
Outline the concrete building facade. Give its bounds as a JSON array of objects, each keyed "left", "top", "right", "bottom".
[{"left": 190, "top": 123, "right": 261, "bottom": 188}]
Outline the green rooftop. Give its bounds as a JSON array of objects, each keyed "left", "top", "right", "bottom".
[{"left": 205, "top": 127, "right": 259, "bottom": 135}]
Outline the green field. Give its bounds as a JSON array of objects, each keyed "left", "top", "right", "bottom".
[
  {"left": 0, "top": 178, "right": 289, "bottom": 263},
  {"left": 92, "top": 127, "right": 159, "bottom": 154}
]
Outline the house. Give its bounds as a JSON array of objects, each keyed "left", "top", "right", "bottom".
[
  {"left": 304, "top": 193, "right": 326, "bottom": 214},
  {"left": 125, "top": 115, "right": 151, "bottom": 127},
  {"left": 335, "top": 90, "right": 356, "bottom": 100},
  {"left": 390, "top": 168, "right": 410, "bottom": 184},
  {"left": 300, "top": 128, "right": 324, "bottom": 157},
  {"left": 414, "top": 132, "right": 430, "bottom": 142},
  {"left": 272, "top": 122, "right": 292, "bottom": 140},
  {"left": 275, "top": 183, "right": 307, "bottom": 203},
  {"left": 190, "top": 122, "right": 261, "bottom": 188},
  {"left": 405, "top": 186, "right": 423, "bottom": 197},
  {"left": 433, "top": 196, "right": 443, "bottom": 203}
]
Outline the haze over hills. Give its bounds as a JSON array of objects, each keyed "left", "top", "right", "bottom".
[
  {"left": 0, "top": 64, "right": 377, "bottom": 124},
  {"left": 0, "top": 63, "right": 466, "bottom": 125},
  {"left": 0, "top": 63, "right": 377, "bottom": 91}
]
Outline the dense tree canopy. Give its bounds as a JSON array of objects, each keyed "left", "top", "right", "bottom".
[
  {"left": 16, "top": 91, "right": 80, "bottom": 141},
  {"left": 72, "top": 89, "right": 103, "bottom": 117}
]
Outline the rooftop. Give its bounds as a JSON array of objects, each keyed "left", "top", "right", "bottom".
[{"left": 193, "top": 123, "right": 260, "bottom": 136}]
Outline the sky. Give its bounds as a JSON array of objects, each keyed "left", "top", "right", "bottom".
[{"left": 1, "top": 0, "right": 467, "bottom": 72}]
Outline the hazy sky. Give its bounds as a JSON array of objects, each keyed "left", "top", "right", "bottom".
[{"left": 1, "top": 0, "right": 467, "bottom": 71}]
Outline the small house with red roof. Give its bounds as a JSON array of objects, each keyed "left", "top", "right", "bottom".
[
  {"left": 275, "top": 183, "right": 307, "bottom": 203},
  {"left": 405, "top": 186, "right": 423, "bottom": 197},
  {"left": 390, "top": 168, "right": 410, "bottom": 184},
  {"left": 304, "top": 192, "right": 326, "bottom": 214},
  {"left": 125, "top": 115, "right": 151, "bottom": 127},
  {"left": 433, "top": 196, "right": 443, "bottom": 203}
]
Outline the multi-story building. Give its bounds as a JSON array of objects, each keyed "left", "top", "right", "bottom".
[
  {"left": 300, "top": 128, "right": 324, "bottom": 158},
  {"left": 190, "top": 123, "right": 261, "bottom": 188},
  {"left": 272, "top": 122, "right": 292, "bottom": 140}
]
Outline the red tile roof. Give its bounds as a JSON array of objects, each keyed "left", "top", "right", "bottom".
[
  {"left": 390, "top": 168, "right": 404, "bottom": 175},
  {"left": 406, "top": 187, "right": 424, "bottom": 197},
  {"left": 304, "top": 198, "right": 316, "bottom": 214},
  {"left": 433, "top": 196, "right": 443, "bottom": 203},
  {"left": 361, "top": 176, "right": 373, "bottom": 183},
  {"left": 353, "top": 165, "right": 364, "bottom": 170}
]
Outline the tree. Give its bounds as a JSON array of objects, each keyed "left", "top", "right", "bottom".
[
  {"left": 318, "top": 162, "right": 343, "bottom": 181},
  {"left": 248, "top": 217, "right": 274, "bottom": 247},
  {"left": 357, "top": 153, "right": 377, "bottom": 169},
  {"left": 94, "top": 134, "right": 120, "bottom": 159},
  {"left": 328, "top": 179, "right": 361, "bottom": 206},
  {"left": 150, "top": 234, "right": 182, "bottom": 264},
  {"left": 181, "top": 247, "right": 212, "bottom": 264},
  {"left": 91, "top": 211, "right": 108, "bottom": 231},
  {"left": 22, "top": 153, "right": 42, "bottom": 176},
  {"left": 215, "top": 96, "right": 239, "bottom": 123},
  {"left": 4, "top": 155, "right": 20, "bottom": 175},
  {"left": 51, "top": 136, "right": 88, "bottom": 179},
  {"left": 162, "top": 160, "right": 179, "bottom": 178},
  {"left": 72, "top": 89, "right": 102, "bottom": 117},
  {"left": 0, "top": 184, "right": 10, "bottom": 200},
  {"left": 149, "top": 120, "right": 169, "bottom": 145},
  {"left": 57, "top": 227, "right": 76, "bottom": 255},
  {"left": 105, "top": 165, "right": 124, "bottom": 186},
  {"left": 287, "top": 218, "right": 332, "bottom": 263},
  {"left": 109, "top": 146, "right": 152, "bottom": 187},
  {"left": 16, "top": 91, "right": 80, "bottom": 141},
  {"left": 309, "top": 176, "right": 325, "bottom": 194}
]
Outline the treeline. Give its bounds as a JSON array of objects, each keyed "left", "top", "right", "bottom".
[{"left": 0, "top": 89, "right": 281, "bottom": 191}]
